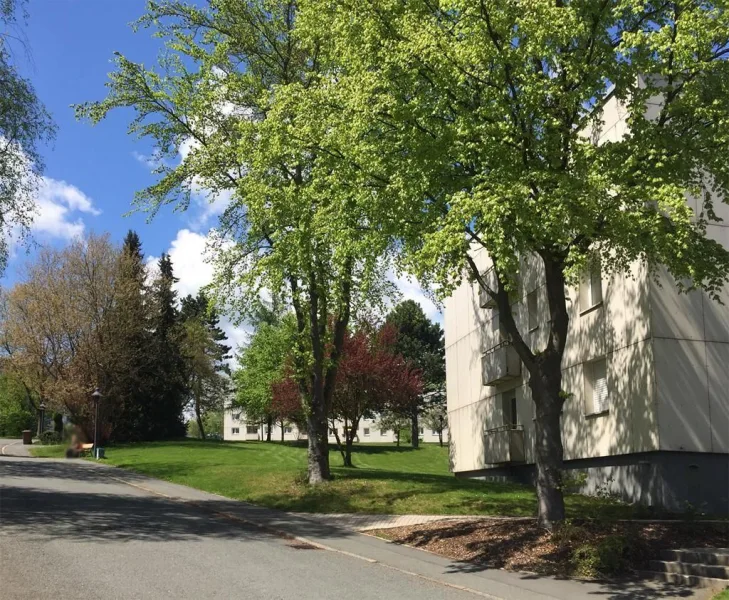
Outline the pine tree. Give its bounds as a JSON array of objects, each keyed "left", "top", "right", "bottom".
[{"left": 148, "top": 253, "right": 186, "bottom": 439}]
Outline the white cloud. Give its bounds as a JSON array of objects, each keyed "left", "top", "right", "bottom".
[
  {"left": 32, "top": 177, "right": 101, "bottom": 240},
  {"left": 389, "top": 270, "right": 443, "bottom": 325},
  {"left": 148, "top": 228, "right": 251, "bottom": 353}
]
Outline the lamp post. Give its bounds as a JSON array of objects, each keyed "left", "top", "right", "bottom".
[
  {"left": 38, "top": 401, "right": 46, "bottom": 437},
  {"left": 91, "top": 388, "right": 102, "bottom": 458}
]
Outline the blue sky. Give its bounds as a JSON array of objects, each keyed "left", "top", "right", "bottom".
[{"left": 4, "top": 0, "right": 442, "bottom": 344}]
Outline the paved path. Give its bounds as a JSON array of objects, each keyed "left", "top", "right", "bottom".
[
  {"left": 0, "top": 438, "right": 31, "bottom": 457},
  {"left": 0, "top": 456, "right": 712, "bottom": 600}
]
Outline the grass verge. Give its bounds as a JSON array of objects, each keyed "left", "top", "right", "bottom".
[{"left": 32, "top": 439, "right": 633, "bottom": 518}]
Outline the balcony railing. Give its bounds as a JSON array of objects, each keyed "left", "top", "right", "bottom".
[
  {"left": 481, "top": 342, "right": 521, "bottom": 386},
  {"left": 484, "top": 424, "right": 526, "bottom": 464}
]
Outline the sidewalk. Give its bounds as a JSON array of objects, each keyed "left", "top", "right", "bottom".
[
  {"left": 72, "top": 460, "right": 710, "bottom": 600},
  {"left": 0, "top": 438, "right": 32, "bottom": 457},
  {"left": 289, "top": 512, "right": 487, "bottom": 531}
]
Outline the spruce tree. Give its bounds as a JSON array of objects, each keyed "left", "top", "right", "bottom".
[
  {"left": 105, "top": 230, "right": 153, "bottom": 441},
  {"left": 148, "top": 253, "right": 186, "bottom": 439}
]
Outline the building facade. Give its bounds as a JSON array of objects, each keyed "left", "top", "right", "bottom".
[
  {"left": 223, "top": 410, "right": 448, "bottom": 445},
  {"left": 444, "top": 97, "right": 729, "bottom": 514}
]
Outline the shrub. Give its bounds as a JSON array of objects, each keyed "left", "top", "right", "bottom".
[
  {"left": 553, "top": 520, "right": 590, "bottom": 548},
  {"left": 570, "top": 534, "right": 639, "bottom": 578},
  {"left": 39, "top": 430, "right": 62, "bottom": 445},
  {"left": 572, "top": 543, "right": 602, "bottom": 578}
]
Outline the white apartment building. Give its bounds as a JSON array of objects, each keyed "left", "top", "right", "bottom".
[
  {"left": 444, "top": 95, "right": 729, "bottom": 514},
  {"left": 223, "top": 410, "right": 448, "bottom": 445}
]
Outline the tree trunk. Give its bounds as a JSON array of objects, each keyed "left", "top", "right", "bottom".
[
  {"left": 194, "top": 394, "right": 206, "bottom": 441},
  {"left": 411, "top": 406, "right": 419, "bottom": 449},
  {"left": 307, "top": 412, "right": 330, "bottom": 483},
  {"left": 438, "top": 430, "right": 443, "bottom": 447},
  {"left": 266, "top": 414, "right": 272, "bottom": 442},
  {"left": 332, "top": 424, "right": 346, "bottom": 464},
  {"left": 395, "top": 430, "right": 400, "bottom": 447},
  {"left": 307, "top": 385, "right": 331, "bottom": 483},
  {"left": 466, "top": 250, "right": 570, "bottom": 529},
  {"left": 344, "top": 433, "right": 354, "bottom": 467},
  {"left": 280, "top": 419, "right": 285, "bottom": 443},
  {"left": 530, "top": 363, "right": 567, "bottom": 529}
]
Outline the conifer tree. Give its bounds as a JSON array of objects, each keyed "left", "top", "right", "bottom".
[{"left": 148, "top": 253, "right": 186, "bottom": 439}]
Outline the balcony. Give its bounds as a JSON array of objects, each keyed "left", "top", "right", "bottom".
[
  {"left": 481, "top": 342, "right": 521, "bottom": 385},
  {"left": 484, "top": 425, "right": 526, "bottom": 464},
  {"left": 478, "top": 268, "right": 499, "bottom": 308},
  {"left": 478, "top": 268, "right": 520, "bottom": 308},
  {"left": 482, "top": 312, "right": 509, "bottom": 353}
]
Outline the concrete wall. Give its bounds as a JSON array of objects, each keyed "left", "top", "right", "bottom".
[{"left": 445, "top": 247, "right": 658, "bottom": 474}]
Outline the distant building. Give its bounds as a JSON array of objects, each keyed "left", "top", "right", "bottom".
[{"left": 223, "top": 410, "right": 448, "bottom": 445}]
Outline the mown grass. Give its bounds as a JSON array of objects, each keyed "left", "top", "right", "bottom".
[{"left": 31, "top": 440, "right": 631, "bottom": 518}]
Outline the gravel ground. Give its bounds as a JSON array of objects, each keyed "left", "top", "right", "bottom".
[{"left": 370, "top": 518, "right": 729, "bottom": 576}]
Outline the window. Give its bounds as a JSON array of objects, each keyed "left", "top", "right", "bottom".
[
  {"left": 418, "top": 427, "right": 424, "bottom": 435},
  {"left": 329, "top": 428, "right": 336, "bottom": 435},
  {"left": 264, "top": 426, "right": 270, "bottom": 434},
  {"left": 232, "top": 413, "right": 241, "bottom": 421},
  {"left": 584, "top": 358, "right": 609, "bottom": 415},
  {"left": 231, "top": 427, "right": 240, "bottom": 435},
  {"left": 580, "top": 263, "right": 603, "bottom": 312},
  {"left": 527, "top": 291, "right": 539, "bottom": 331},
  {"left": 380, "top": 429, "right": 387, "bottom": 436},
  {"left": 431, "top": 429, "right": 437, "bottom": 435},
  {"left": 502, "top": 392, "right": 518, "bottom": 428},
  {"left": 285, "top": 426, "right": 293, "bottom": 434},
  {"left": 363, "top": 428, "right": 370, "bottom": 436},
  {"left": 246, "top": 425, "right": 258, "bottom": 434}
]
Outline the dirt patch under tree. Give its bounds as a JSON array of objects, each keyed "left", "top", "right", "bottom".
[{"left": 370, "top": 519, "right": 728, "bottom": 578}]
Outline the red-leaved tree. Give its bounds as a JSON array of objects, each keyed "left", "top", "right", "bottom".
[
  {"left": 271, "top": 365, "right": 308, "bottom": 442},
  {"left": 331, "top": 323, "right": 422, "bottom": 467}
]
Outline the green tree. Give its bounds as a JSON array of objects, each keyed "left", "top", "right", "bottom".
[
  {"left": 148, "top": 253, "right": 186, "bottom": 439},
  {"left": 0, "top": 0, "right": 55, "bottom": 273},
  {"left": 233, "top": 315, "right": 294, "bottom": 441},
  {"left": 104, "top": 230, "right": 153, "bottom": 441},
  {"left": 422, "top": 391, "right": 448, "bottom": 448},
  {"left": 0, "top": 372, "right": 34, "bottom": 436},
  {"left": 180, "top": 292, "right": 231, "bottom": 440},
  {"left": 376, "top": 411, "right": 411, "bottom": 448},
  {"left": 297, "top": 0, "right": 729, "bottom": 526},
  {"left": 385, "top": 300, "right": 445, "bottom": 449},
  {"left": 77, "top": 0, "right": 393, "bottom": 483}
]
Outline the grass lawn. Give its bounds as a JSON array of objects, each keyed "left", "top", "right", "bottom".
[
  {"left": 31, "top": 440, "right": 632, "bottom": 518},
  {"left": 713, "top": 590, "right": 729, "bottom": 600}
]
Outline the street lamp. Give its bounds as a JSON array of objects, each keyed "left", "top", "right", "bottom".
[
  {"left": 38, "top": 401, "right": 46, "bottom": 437},
  {"left": 91, "top": 388, "right": 102, "bottom": 459}
]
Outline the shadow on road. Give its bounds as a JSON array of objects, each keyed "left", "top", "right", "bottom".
[
  {"left": 0, "top": 458, "right": 355, "bottom": 544},
  {"left": 0, "top": 458, "right": 706, "bottom": 600}
]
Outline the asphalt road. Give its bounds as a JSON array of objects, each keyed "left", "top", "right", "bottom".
[{"left": 0, "top": 456, "right": 478, "bottom": 600}]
